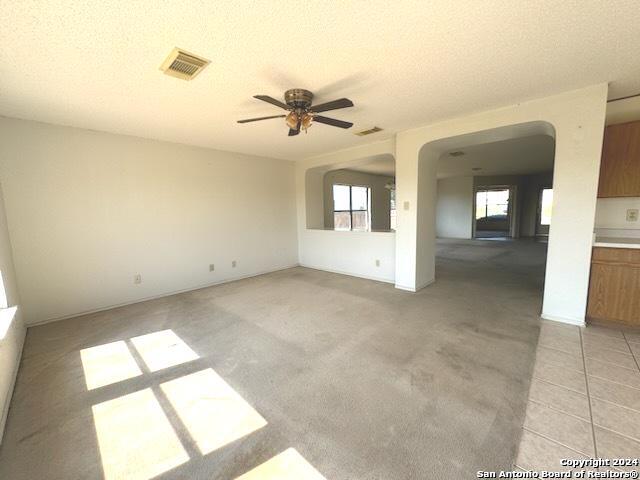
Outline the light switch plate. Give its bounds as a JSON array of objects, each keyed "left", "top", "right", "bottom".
[
  {"left": 627, "top": 209, "right": 639, "bottom": 222},
  {"left": 403, "top": 201, "right": 410, "bottom": 211}
]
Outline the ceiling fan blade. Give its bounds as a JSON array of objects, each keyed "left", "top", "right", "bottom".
[
  {"left": 310, "top": 98, "right": 354, "bottom": 113},
  {"left": 313, "top": 115, "right": 353, "bottom": 129},
  {"left": 253, "top": 95, "right": 289, "bottom": 110},
  {"left": 237, "top": 115, "right": 286, "bottom": 123}
]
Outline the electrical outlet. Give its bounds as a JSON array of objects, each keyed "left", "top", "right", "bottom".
[
  {"left": 403, "top": 201, "right": 410, "bottom": 211},
  {"left": 134, "top": 274, "right": 142, "bottom": 284},
  {"left": 232, "top": 260, "right": 237, "bottom": 268},
  {"left": 209, "top": 264, "right": 215, "bottom": 272},
  {"left": 375, "top": 259, "right": 380, "bottom": 267},
  {"left": 627, "top": 209, "right": 639, "bottom": 222}
]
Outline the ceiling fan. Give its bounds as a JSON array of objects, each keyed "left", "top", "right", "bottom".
[{"left": 237, "top": 89, "right": 354, "bottom": 136}]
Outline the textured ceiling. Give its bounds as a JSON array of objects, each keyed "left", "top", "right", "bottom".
[
  {"left": 339, "top": 135, "right": 555, "bottom": 178},
  {"left": 437, "top": 135, "right": 555, "bottom": 178},
  {"left": 1, "top": 1, "right": 639, "bottom": 160},
  {"left": 347, "top": 158, "right": 396, "bottom": 177}
]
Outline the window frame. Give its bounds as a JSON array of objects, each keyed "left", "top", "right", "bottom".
[
  {"left": 332, "top": 183, "right": 371, "bottom": 231},
  {"left": 389, "top": 187, "right": 397, "bottom": 231}
]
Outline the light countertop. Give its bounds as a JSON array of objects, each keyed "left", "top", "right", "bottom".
[{"left": 593, "top": 236, "right": 640, "bottom": 249}]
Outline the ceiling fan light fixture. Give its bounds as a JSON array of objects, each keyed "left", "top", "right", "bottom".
[
  {"left": 301, "top": 113, "right": 313, "bottom": 131},
  {"left": 285, "top": 112, "right": 299, "bottom": 129}
]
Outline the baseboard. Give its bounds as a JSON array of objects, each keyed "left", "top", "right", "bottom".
[
  {"left": 394, "top": 284, "right": 417, "bottom": 292},
  {"left": 0, "top": 322, "right": 26, "bottom": 445},
  {"left": 540, "top": 313, "right": 585, "bottom": 327},
  {"left": 394, "top": 278, "right": 435, "bottom": 292},
  {"left": 27, "top": 264, "right": 300, "bottom": 327},
  {"left": 298, "top": 264, "right": 395, "bottom": 285}
]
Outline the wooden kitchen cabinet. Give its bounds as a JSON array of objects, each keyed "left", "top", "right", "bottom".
[
  {"left": 597, "top": 120, "right": 640, "bottom": 198},
  {"left": 587, "top": 247, "right": 640, "bottom": 326}
]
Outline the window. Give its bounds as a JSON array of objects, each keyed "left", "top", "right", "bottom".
[
  {"left": 539, "top": 188, "right": 553, "bottom": 226},
  {"left": 475, "top": 188, "right": 510, "bottom": 220},
  {"left": 0, "top": 271, "right": 17, "bottom": 341},
  {"left": 389, "top": 188, "right": 397, "bottom": 230},
  {"left": 333, "top": 184, "right": 371, "bottom": 231}
]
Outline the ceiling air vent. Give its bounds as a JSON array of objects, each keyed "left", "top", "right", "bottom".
[
  {"left": 354, "top": 126, "right": 383, "bottom": 136},
  {"left": 160, "top": 48, "right": 210, "bottom": 81}
]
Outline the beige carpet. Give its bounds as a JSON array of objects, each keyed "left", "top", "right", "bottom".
[{"left": 0, "top": 239, "right": 546, "bottom": 479}]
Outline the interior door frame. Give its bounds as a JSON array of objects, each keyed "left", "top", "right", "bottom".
[{"left": 472, "top": 184, "right": 516, "bottom": 239}]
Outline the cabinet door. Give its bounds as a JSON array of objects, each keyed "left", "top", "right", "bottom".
[
  {"left": 597, "top": 121, "right": 640, "bottom": 198},
  {"left": 587, "top": 262, "right": 640, "bottom": 326}
]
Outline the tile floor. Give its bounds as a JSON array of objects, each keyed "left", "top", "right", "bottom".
[{"left": 516, "top": 321, "right": 640, "bottom": 472}]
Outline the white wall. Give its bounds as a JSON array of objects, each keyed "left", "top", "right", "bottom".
[
  {"left": 297, "top": 141, "right": 397, "bottom": 282},
  {"left": 299, "top": 230, "right": 395, "bottom": 284},
  {"left": 0, "top": 182, "right": 25, "bottom": 444},
  {"left": 435, "top": 177, "right": 473, "bottom": 238},
  {"left": 0, "top": 117, "right": 298, "bottom": 325},
  {"left": 595, "top": 197, "right": 640, "bottom": 232}
]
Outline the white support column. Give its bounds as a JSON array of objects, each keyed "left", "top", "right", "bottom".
[
  {"left": 541, "top": 95, "right": 608, "bottom": 325},
  {"left": 393, "top": 136, "right": 420, "bottom": 291}
]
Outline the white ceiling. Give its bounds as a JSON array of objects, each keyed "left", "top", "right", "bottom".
[
  {"left": 340, "top": 134, "right": 555, "bottom": 178},
  {"left": 348, "top": 158, "right": 396, "bottom": 177},
  {"left": 437, "top": 135, "right": 555, "bottom": 178},
  {"left": 2, "top": 1, "right": 640, "bottom": 161}
]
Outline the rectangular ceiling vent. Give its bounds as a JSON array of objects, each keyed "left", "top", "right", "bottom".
[
  {"left": 160, "top": 48, "right": 210, "bottom": 81},
  {"left": 354, "top": 126, "right": 383, "bottom": 136}
]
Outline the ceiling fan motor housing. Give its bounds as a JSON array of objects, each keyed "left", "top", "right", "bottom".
[{"left": 284, "top": 89, "right": 313, "bottom": 109}]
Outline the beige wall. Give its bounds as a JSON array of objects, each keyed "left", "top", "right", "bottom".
[
  {"left": 595, "top": 197, "right": 640, "bottom": 232},
  {"left": 0, "top": 182, "right": 25, "bottom": 444},
  {"left": 0, "top": 117, "right": 298, "bottom": 325},
  {"left": 436, "top": 177, "right": 473, "bottom": 238},
  {"left": 323, "top": 169, "right": 394, "bottom": 231},
  {"left": 520, "top": 172, "right": 554, "bottom": 236}
]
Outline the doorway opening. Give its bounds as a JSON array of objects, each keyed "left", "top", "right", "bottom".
[
  {"left": 474, "top": 186, "right": 513, "bottom": 239},
  {"left": 427, "top": 123, "right": 556, "bottom": 314}
]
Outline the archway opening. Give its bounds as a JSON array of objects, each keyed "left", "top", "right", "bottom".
[
  {"left": 415, "top": 121, "right": 556, "bottom": 311},
  {"left": 305, "top": 153, "right": 396, "bottom": 232}
]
